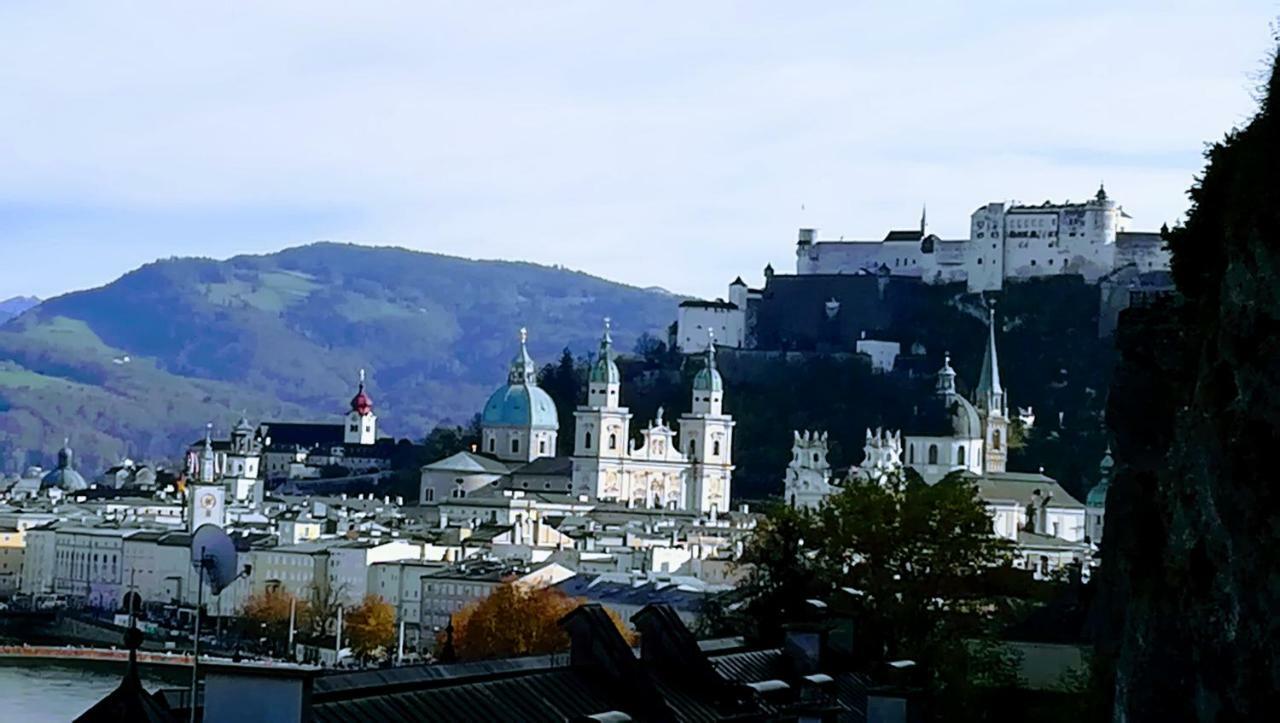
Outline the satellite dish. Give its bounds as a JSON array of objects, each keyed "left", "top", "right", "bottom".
[{"left": 191, "top": 524, "right": 239, "bottom": 595}]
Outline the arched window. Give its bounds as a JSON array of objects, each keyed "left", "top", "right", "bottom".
[
  {"left": 992, "top": 429, "right": 1002, "bottom": 450},
  {"left": 609, "top": 433, "right": 618, "bottom": 450},
  {"left": 713, "top": 440, "right": 721, "bottom": 456},
  {"left": 928, "top": 444, "right": 939, "bottom": 465},
  {"left": 585, "top": 431, "right": 593, "bottom": 450},
  {"left": 908, "top": 444, "right": 915, "bottom": 463},
  {"left": 539, "top": 439, "right": 547, "bottom": 454},
  {"left": 958, "top": 445, "right": 966, "bottom": 465},
  {"left": 689, "top": 440, "right": 697, "bottom": 456},
  {"left": 812, "top": 453, "right": 819, "bottom": 463},
  {"left": 487, "top": 437, "right": 496, "bottom": 453}
]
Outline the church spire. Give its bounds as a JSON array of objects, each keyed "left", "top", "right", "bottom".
[
  {"left": 508, "top": 327, "right": 537, "bottom": 385},
  {"left": 976, "top": 302, "right": 1005, "bottom": 414},
  {"left": 936, "top": 351, "right": 957, "bottom": 397}
]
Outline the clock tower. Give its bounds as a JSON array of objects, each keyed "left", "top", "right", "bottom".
[{"left": 189, "top": 424, "right": 227, "bottom": 532}]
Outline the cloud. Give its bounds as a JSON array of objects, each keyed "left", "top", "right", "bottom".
[{"left": 0, "top": 1, "right": 1275, "bottom": 299}]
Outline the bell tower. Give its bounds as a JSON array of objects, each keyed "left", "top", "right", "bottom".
[
  {"left": 976, "top": 304, "right": 1009, "bottom": 474},
  {"left": 679, "top": 330, "right": 735, "bottom": 514},
  {"left": 345, "top": 369, "right": 377, "bottom": 445}
]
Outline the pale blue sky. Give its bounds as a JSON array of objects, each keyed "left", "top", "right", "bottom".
[{"left": 1, "top": 1, "right": 1276, "bottom": 300}]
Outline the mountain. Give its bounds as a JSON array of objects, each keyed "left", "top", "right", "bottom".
[
  {"left": 0, "top": 243, "right": 678, "bottom": 474},
  {"left": 0, "top": 296, "right": 40, "bottom": 324}
]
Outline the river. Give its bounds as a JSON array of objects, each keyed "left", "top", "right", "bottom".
[{"left": 0, "top": 659, "right": 179, "bottom": 722}]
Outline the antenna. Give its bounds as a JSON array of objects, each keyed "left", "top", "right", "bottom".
[{"left": 188, "top": 524, "right": 249, "bottom": 723}]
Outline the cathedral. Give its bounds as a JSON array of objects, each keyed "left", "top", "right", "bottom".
[
  {"left": 569, "top": 322, "right": 734, "bottom": 514},
  {"left": 452, "top": 323, "right": 735, "bottom": 515}
]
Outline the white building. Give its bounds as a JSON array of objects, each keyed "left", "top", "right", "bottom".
[
  {"left": 571, "top": 323, "right": 734, "bottom": 514},
  {"left": 794, "top": 187, "right": 1170, "bottom": 292},
  {"left": 782, "top": 430, "right": 834, "bottom": 511}
]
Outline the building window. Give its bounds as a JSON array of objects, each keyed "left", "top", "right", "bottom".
[
  {"left": 958, "top": 445, "right": 966, "bottom": 465},
  {"left": 350, "top": 424, "right": 359, "bottom": 432},
  {"left": 539, "top": 439, "right": 547, "bottom": 454},
  {"left": 688, "top": 439, "right": 696, "bottom": 456},
  {"left": 487, "top": 437, "right": 495, "bottom": 453},
  {"left": 992, "top": 429, "right": 1002, "bottom": 450},
  {"left": 585, "top": 431, "right": 593, "bottom": 449},
  {"left": 713, "top": 440, "right": 721, "bottom": 456},
  {"left": 609, "top": 433, "right": 618, "bottom": 450},
  {"left": 511, "top": 438, "right": 520, "bottom": 454},
  {"left": 928, "top": 444, "right": 939, "bottom": 465},
  {"left": 908, "top": 445, "right": 915, "bottom": 463}
]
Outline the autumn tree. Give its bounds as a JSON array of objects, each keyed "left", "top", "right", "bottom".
[
  {"left": 242, "top": 588, "right": 305, "bottom": 653},
  {"left": 444, "top": 583, "right": 636, "bottom": 661},
  {"left": 344, "top": 594, "right": 397, "bottom": 663}
]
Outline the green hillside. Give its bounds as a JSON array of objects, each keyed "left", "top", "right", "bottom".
[{"left": 0, "top": 243, "right": 678, "bottom": 474}]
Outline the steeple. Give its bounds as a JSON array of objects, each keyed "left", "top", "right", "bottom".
[
  {"left": 349, "top": 368, "right": 373, "bottom": 416},
  {"left": 976, "top": 303, "right": 1006, "bottom": 415},
  {"left": 588, "top": 317, "right": 621, "bottom": 408},
  {"left": 508, "top": 327, "right": 537, "bottom": 385},
  {"left": 199, "top": 423, "right": 216, "bottom": 483},
  {"left": 691, "top": 329, "right": 724, "bottom": 414},
  {"left": 936, "top": 352, "right": 957, "bottom": 397}
]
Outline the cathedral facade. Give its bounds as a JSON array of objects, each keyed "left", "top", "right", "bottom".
[{"left": 568, "top": 323, "right": 735, "bottom": 515}]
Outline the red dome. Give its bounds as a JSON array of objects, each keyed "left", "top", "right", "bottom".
[{"left": 350, "top": 384, "right": 373, "bottom": 416}]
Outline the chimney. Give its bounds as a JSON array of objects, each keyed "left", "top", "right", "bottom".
[
  {"left": 782, "top": 622, "right": 826, "bottom": 676},
  {"left": 866, "top": 661, "right": 924, "bottom": 723},
  {"left": 559, "top": 604, "right": 672, "bottom": 719}
]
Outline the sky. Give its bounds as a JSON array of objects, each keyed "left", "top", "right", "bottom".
[{"left": 1, "top": 1, "right": 1277, "bottom": 301}]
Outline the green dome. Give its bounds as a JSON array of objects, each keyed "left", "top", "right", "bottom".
[
  {"left": 589, "top": 319, "right": 620, "bottom": 384},
  {"left": 1086, "top": 481, "right": 1109, "bottom": 507},
  {"left": 482, "top": 384, "right": 559, "bottom": 429},
  {"left": 482, "top": 328, "right": 559, "bottom": 429},
  {"left": 693, "top": 337, "right": 723, "bottom": 392},
  {"left": 693, "top": 365, "right": 723, "bottom": 392}
]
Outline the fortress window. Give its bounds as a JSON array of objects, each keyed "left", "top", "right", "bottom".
[
  {"left": 1030, "top": 260, "right": 1037, "bottom": 266},
  {"left": 977, "top": 232, "right": 985, "bottom": 239},
  {"left": 978, "top": 258, "right": 983, "bottom": 265},
  {"left": 539, "top": 439, "right": 547, "bottom": 454}
]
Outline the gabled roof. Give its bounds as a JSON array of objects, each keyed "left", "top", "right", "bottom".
[
  {"left": 967, "top": 471, "right": 1084, "bottom": 509},
  {"left": 421, "top": 451, "right": 512, "bottom": 475}
]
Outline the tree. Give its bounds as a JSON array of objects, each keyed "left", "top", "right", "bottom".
[
  {"left": 538, "top": 349, "right": 587, "bottom": 454},
  {"left": 724, "top": 470, "right": 1018, "bottom": 715},
  {"left": 242, "top": 588, "right": 305, "bottom": 653},
  {"left": 344, "top": 594, "right": 397, "bottom": 663},
  {"left": 299, "top": 582, "right": 344, "bottom": 641},
  {"left": 444, "top": 582, "right": 636, "bottom": 661}
]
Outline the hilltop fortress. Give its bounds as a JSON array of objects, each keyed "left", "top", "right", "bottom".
[
  {"left": 677, "top": 186, "right": 1172, "bottom": 352},
  {"left": 797, "top": 185, "right": 1168, "bottom": 291}
]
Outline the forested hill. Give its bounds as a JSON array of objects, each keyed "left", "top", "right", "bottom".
[{"left": 0, "top": 243, "right": 678, "bottom": 474}]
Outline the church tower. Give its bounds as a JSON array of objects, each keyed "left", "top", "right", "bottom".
[
  {"left": 345, "top": 370, "right": 377, "bottom": 445},
  {"left": 784, "top": 430, "right": 832, "bottom": 510},
  {"left": 679, "top": 331, "right": 735, "bottom": 514},
  {"left": 572, "top": 319, "right": 635, "bottom": 499},
  {"left": 188, "top": 424, "right": 226, "bottom": 532},
  {"left": 976, "top": 304, "right": 1009, "bottom": 474}
]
